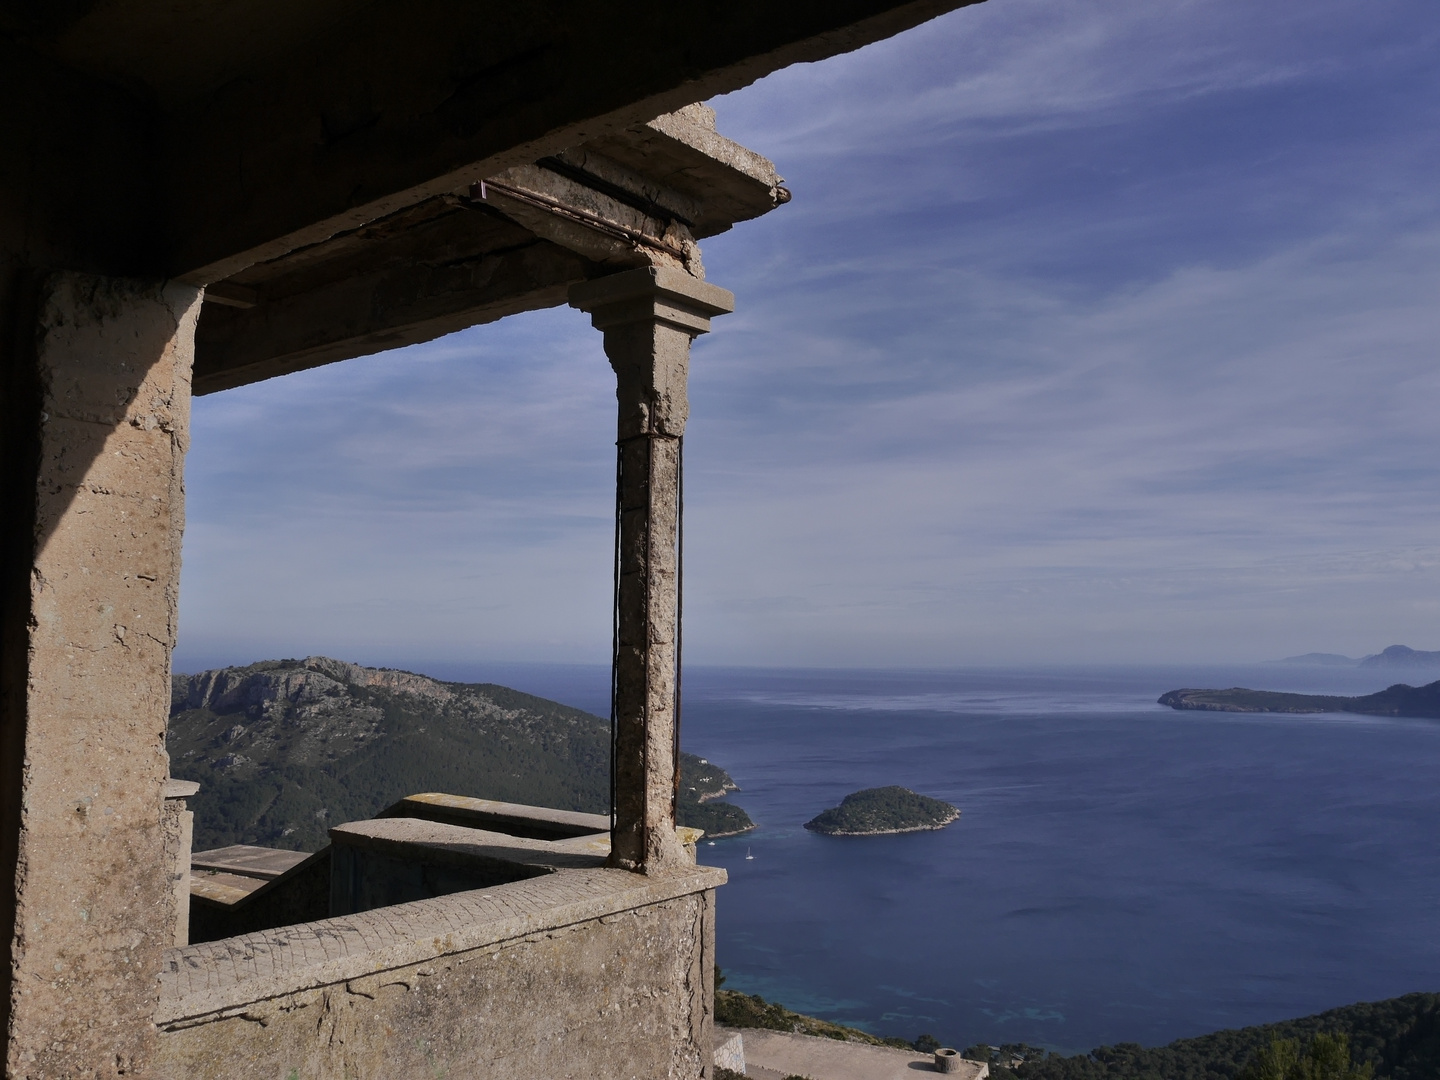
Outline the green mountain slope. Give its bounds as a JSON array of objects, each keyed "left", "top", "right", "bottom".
[
  {"left": 1158, "top": 682, "right": 1440, "bottom": 717},
  {"left": 168, "top": 656, "right": 754, "bottom": 852},
  {"left": 999, "top": 992, "right": 1440, "bottom": 1080}
]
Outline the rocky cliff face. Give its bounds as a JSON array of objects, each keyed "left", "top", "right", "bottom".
[
  {"left": 170, "top": 657, "right": 553, "bottom": 777},
  {"left": 176, "top": 656, "right": 457, "bottom": 714}
]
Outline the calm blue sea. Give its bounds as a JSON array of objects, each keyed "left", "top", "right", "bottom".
[{"left": 420, "top": 662, "right": 1440, "bottom": 1054}]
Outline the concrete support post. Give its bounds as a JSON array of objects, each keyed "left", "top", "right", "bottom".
[
  {"left": 162, "top": 780, "right": 200, "bottom": 947},
  {"left": 569, "top": 266, "right": 732, "bottom": 874},
  {"left": 697, "top": 886, "right": 719, "bottom": 1080},
  {"left": 1, "top": 272, "right": 202, "bottom": 1077}
]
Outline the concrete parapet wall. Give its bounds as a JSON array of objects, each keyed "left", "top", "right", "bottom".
[
  {"left": 156, "top": 866, "right": 723, "bottom": 1080},
  {"left": 713, "top": 1030, "right": 746, "bottom": 1074}
]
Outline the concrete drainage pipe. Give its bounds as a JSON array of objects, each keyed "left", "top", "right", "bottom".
[{"left": 934, "top": 1047, "right": 964, "bottom": 1073}]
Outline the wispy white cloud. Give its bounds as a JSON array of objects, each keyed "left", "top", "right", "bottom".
[
  {"left": 717, "top": 0, "right": 1429, "bottom": 157},
  {"left": 178, "top": 0, "right": 1440, "bottom": 669}
]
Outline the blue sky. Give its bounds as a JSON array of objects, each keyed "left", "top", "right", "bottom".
[{"left": 176, "top": 0, "right": 1440, "bottom": 670}]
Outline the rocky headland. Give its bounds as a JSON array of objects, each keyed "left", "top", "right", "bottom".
[{"left": 1159, "top": 680, "right": 1440, "bottom": 717}]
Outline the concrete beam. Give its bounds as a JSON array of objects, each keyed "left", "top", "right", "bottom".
[
  {"left": 193, "top": 236, "right": 594, "bottom": 395},
  {"left": 192, "top": 111, "right": 786, "bottom": 393},
  {"left": 481, "top": 164, "right": 703, "bottom": 274},
  {"left": 0, "top": 40, "right": 162, "bottom": 277},
  {"left": 165, "top": 0, "right": 976, "bottom": 282}
]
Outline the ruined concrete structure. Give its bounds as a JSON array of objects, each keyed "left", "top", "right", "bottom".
[
  {"left": 1, "top": 3, "right": 974, "bottom": 1076},
  {"left": 166, "top": 797, "right": 718, "bottom": 1078}
]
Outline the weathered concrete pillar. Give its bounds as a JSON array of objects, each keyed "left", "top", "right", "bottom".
[
  {"left": 0, "top": 272, "right": 201, "bottom": 1077},
  {"left": 162, "top": 780, "right": 200, "bottom": 947},
  {"left": 569, "top": 266, "right": 733, "bottom": 874}
]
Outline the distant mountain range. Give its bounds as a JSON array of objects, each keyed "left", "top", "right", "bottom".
[
  {"left": 169, "top": 656, "right": 755, "bottom": 852},
  {"left": 1272, "top": 644, "right": 1440, "bottom": 668}
]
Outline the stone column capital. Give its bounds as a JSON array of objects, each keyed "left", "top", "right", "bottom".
[{"left": 568, "top": 265, "right": 734, "bottom": 336}]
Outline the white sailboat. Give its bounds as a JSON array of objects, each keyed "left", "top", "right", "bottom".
[{"left": 744, "top": 846, "right": 754, "bottom": 860}]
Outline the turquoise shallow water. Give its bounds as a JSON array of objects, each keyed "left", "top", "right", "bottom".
[{"left": 419, "top": 662, "right": 1440, "bottom": 1054}]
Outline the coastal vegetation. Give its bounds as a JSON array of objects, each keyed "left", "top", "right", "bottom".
[
  {"left": 1158, "top": 682, "right": 1440, "bottom": 717},
  {"left": 716, "top": 988, "right": 1439, "bottom": 1080},
  {"left": 714, "top": 984, "right": 938, "bottom": 1053},
  {"left": 804, "top": 786, "right": 958, "bottom": 836},
  {"left": 1236, "top": 1034, "right": 1372, "bottom": 1080},
  {"left": 168, "top": 656, "right": 755, "bottom": 851},
  {"left": 991, "top": 994, "right": 1438, "bottom": 1079},
  {"left": 677, "top": 796, "right": 756, "bottom": 840}
]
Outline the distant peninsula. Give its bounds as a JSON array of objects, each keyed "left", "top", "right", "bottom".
[
  {"left": 804, "top": 786, "right": 959, "bottom": 836},
  {"left": 1271, "top": 644, "right": 1440, "bottom": 668},
  {"left": 1159, "top": 680, "right": 1440, "bottom": 718}
]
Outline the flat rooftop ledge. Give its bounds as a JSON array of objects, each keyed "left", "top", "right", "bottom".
[
  {"left": 330, "top": 816, "right": 609, "bottom": 870},
  {"left": 158, "top": 863, "right": 725, "bottom": 1027},
  {"left": 378, "top": 792, "right": 610, "bottom": 840},
  {"left": 725, "top": 1027, "right": 991, "bottom": 1080}
]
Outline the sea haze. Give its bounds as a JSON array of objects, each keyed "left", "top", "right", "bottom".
[{"left": 430, "top": 662, "right": 1440, "bottom": 1054}]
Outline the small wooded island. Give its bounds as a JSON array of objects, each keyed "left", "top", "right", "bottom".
[
  {"left": 804, "top": 786, "right": 960, "bottom": 836},
  {"left": 1159, "top": 679, "right": 1440, "bottom": 717}
]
